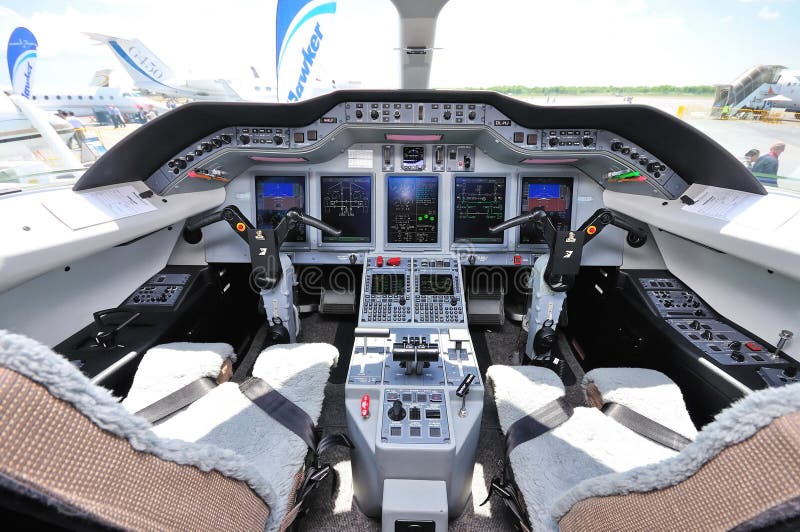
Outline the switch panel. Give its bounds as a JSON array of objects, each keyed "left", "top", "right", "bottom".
[
  {"left": 381, "top": 389, "right": 450, "bottom": 444},
  {"left": 669, "top": 319, "right": 771, "bottom": 366}
]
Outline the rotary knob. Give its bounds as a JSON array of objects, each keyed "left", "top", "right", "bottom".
[
  {"left": 582, "top": 136, "right": 594, "bottom": 147},
  {"left": 387, "top": 399, "right": 406, "bottom": 421},
  {"left": 239, "top": 134, "right": 250, "bottom": 145},
  {"left": 443, "top": 110, "right": 452, "bottom": 120},
  {"left": 273, "top": 135, "right": 284, "bottom": 145},
  {"left": 610, "top": 141, "right": 623, "bottom": 151},
  {"left": 468, "top": 110, "right": 476, "bottom": 120},
  {"left": 355, "top": 109, "right": 363, "bottom": 119},
  {"left": 370, "top": 109, "right": 379, "bottom": 120},
  {"left": 393, "top": 110, "right": 401, "bottom": 120},
  {"left": 731, "top": 351, "right": 745, "bottom": 363},
  {"left": 548, "top": 137, "right": 559, "bottom": 147}
]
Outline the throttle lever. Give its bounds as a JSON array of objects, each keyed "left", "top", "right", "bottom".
[
  {"left": 456, "top": 373, "right": 476, "bottom": 418},
  {"left": 286, "top": 208, "right": 342, "bottom": 236}
]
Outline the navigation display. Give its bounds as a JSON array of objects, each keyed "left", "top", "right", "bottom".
[
  {"left": 254, "top": 176, "right": 306, "bottom": 242},
  {"left": 419, "top": 274, "right": 454, "bottom": 295},
  {"left": 320, "top": 175, "right": 372, "bottom": 243},
  {"left": 519, "top": 177, "right": 573, "bottom": 244},
  {"left": 453, "top": 176, "right": 506, "bottom": 244},
  {"left": 371, "top": 274, "right": 405, "bottom": 295},
  {"left": 387, "top": 175, "right": 439, "bottom": 244}
]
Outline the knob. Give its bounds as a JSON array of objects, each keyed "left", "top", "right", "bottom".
[
  {"left": 201, "top": 142, "right": 212, "bottom": 152},
  {"left": 355, "top": 109, "right": 363, "bottom": 119},
  {"left": 349, "top": 254, "right": 357, "bottom": 264},
  {"left": 211, "top": 137, "right": 222, "bottom": 147},
  {"left": 783, "top": 365, "right": 798, "bottom": 378},
  {"left": 370, "top": 109, "right": 379, "bottom": 120},
  {"left": 610, "top": 141, "right": 623, "bottom": 151},
  {"left": 731, "top": 351, "right": 745, "bottom": 362},
  {"left": 468, "top": 110, "right": 476, "bottom": 120},
  {"left": 728, "top": 340, "right": 742, "bottom": 350},
  {"left": 443, "top": 110, "right": 452, "bottom": 120},
  {"left": 582, "top": 136, "right": 593, "bottom": 147},
  {"left": 399, "top": 296, "right": 406, "bottom": 306},
  {"left": 701, "top": 329, "right": 714, "bottom": 340},
  {"left": 167, "top": 160, "right": 175, "bottom": 168},
  {"left": 548, "top": 137, "right": 559, "bottom": 147},
  {"left": 450, "top": 296, "right": 458, "bottom": 306},
  {"left": 184, "top": 153, "right": 194, "bottom": 162},
  {"left": 387, "top": 399, "right": 406, "bottom": 421},
  {"left": 175, "top": 158, "right": 187, "bottom": 169},
  {"left": 273, "top": 135, "right": 283, "bottom": 145},
  {"left": 393, "top": 110, "right": 401, "bottom": 119},
  {"left": 630, "top": 151, "right": 639, "bottom": 160},
  {"left": 195, "top": 148, "right": 204, "bottom": 156},
  {"left": 238, "top": 134, "right": 250, "bottom": 145},
  {"left": 689, "top": 320, "right": 702, "bottom": 330},
  {"left": 638, "top": 157, "right": 649, "bottom": 166},
  {"left": 659, "top": 164, "right": 667, "bottom": 171},
  {"left": 621, "top": 146, "right": 631, "bottom": 154},
  {"left": 646, "top": 162, "right": 660, "bottom": 172},
  {"left": 220, "top": 134, "right": 232, "bottom": 144}
]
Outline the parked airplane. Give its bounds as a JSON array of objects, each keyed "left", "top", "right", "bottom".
[
  {"left": 28, "top": 86, "right": 168, "bottom": 121},
  {"left": 86, "top": 33, "right": 277, "bottom": 102}
]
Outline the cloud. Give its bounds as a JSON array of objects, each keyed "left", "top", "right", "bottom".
[{"left": 758, "top": 6, "right": 780, "bottom": 19}]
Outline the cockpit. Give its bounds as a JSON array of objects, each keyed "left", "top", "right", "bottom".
[{"left": 1, "top": 3, "right": 800, "bottom": 531}]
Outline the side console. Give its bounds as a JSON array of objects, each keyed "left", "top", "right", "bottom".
[
  {"left": 347, "top": 254, "right": 481, "bottom": 529},
  {"left": 636, "top": 274, "right": 798, "bottom": 389}
]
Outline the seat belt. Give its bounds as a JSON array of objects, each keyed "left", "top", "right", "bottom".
[
  {"left": 135, "top": 377, "right": 217, "bottom": 424},
  {"left": 601, "top": 402, "right": 693, "bottom": 452},
  {"left": 482, "top": 396, "right": 574, "bottom": 532},
  {"left": 238, "top": 376, "right": 352, "bottom": 527}
]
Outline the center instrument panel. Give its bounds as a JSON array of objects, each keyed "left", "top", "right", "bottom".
[
  {"left": 201, "top": 148, "right": 626, "bottom": 267},
  {"left": 151, "top": 98, "right": 695, "bottom": 267}
]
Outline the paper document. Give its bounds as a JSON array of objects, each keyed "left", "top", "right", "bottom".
[
  {"left": 681, "top": 187, "right": 756, "bottom": 221},
  {"left": 43, "top": 185, "right": 157, "bottom": 230}
]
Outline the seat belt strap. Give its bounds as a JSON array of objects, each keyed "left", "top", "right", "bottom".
[
  {"left": 135, "top": 377, "right": 217, "bottom": 424},
  {"left": 239, "top": 377, "right": 318, "bottom": 451},
  {"left": 601, "top": 402, "right": 693, "bottom": 452},
  {"left": 505, "top": 396, "right": 573, "bottom": 455}
]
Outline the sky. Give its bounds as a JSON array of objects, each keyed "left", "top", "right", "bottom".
[{"left": 1, "top": 0, "right": 799, "bottom": 91}]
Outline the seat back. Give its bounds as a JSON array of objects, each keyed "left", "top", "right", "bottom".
[
  {"left": 557, "top": 385, "right": 800, "bottom": 531},
  {"left": 0, "top": 330, "right": 271, "bottom": 531}
]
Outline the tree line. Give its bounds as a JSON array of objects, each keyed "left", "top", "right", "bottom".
[{"left": 468, "top": 85, "right": 715, "bottom": 96}]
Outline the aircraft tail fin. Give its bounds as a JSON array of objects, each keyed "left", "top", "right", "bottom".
[
  {"left": 89, "top": 68, "right": 112, "bottom": 87},
  {"left": 6, "top": 26, "right": 38, "bottom": 98},
  {"left": 85, "top": 33, "right": 174, "bottom": 89}
]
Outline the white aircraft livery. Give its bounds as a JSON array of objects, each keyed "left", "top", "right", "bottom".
[
  {"left": 86, "top": 33, "right": 276, "bottom": 102},
  {"left": 275, "top": 0, "right": 337, "bottom": 102}
]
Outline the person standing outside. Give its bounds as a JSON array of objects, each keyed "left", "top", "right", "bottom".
[
  {"left": 744, "top": 148, "right": 760, "bottom": 170},
  {"left": 65, "top": 112, "right": 85, "bottom": 149},
  {"left": 112, "top": 105, "right": 126, "bottom": 128},
  {"left": 751, "top": 142, "right": 786, "bottom": 186}
]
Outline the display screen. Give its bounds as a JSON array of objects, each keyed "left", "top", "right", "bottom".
[
  {"left": 519, "top": 177, "right": 573, "bottom": 244},
  {"left": 320, "top": 175, "right": 372, "bottom": 243},
  {"left": 453, "top": 176, "right": 506, "bottom": 244},
  {"left": 419, "top": 274, "right": 454, "bottom": 295},
  {"left": 402, "top": 146, "right": 425, "bottom": 171},
  {"left": 371, "top": 274, "right": 405, "bottom": 295},
  {"left": 254, "top": 176, "right": 306, "bottom": 242},
  {"left": 387, "top": 175, "right": 439, "bottom": 244}
]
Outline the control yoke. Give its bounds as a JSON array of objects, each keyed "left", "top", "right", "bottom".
[
  {"left": 489, "top": 207, "right": 648, "bottom": 291},
  {"left": 185, "top": 206, "right": 341, "bottom": 290}
]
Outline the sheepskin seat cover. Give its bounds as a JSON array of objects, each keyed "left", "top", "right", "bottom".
[
  {"left": 487, "top": 365, "right": 684, "bottom": 531},
  {"left": 121, "top": 342, "right": 236, "bottom": 414},
  {"left": 153, "top": 342, "right": 338, "bottom": 529}
]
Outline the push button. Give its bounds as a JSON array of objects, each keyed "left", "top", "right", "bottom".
[{"left": 745, "top": 342, "right": 762, "bottom": 352}]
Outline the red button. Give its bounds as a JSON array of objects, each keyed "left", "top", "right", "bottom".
[
  {"left": 376, "top": 256, "right": 383, "bottom": 267},
  {"left": 360, "top": 394, "right": 370, "bottom": 418},
  {"left": 513, "top": 255, "right": 522, "bottom": 265},
  {"left": 387, "top": 257, "right": 401, "bottom": 266},
  {"left": 745, "top": 342, "right": 762, "bottom": 352}
]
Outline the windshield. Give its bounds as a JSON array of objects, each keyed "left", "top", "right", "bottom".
[{"left": 1, "top": 0, "right": 799, "bottom": 193}]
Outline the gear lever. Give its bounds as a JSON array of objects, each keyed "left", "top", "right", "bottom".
[{"left": 456, "top": 373, "right": 476, "bottom": 418}]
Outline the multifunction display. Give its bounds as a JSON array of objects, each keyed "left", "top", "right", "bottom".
[
  {"left": 453, "top": 176, "right": 506, "bottom": 244},
  {"left": 519, "top": 177, "right": 573, "bottom": 244},
  {"left": 254, "top": 175, "right": 306, "bottom": 242},
  {"left": 387, "top": 175, "right": 439, "bottom": 244},
  {"left": 371, "top": 274, "right": 406, "bottom": 295},
  {"left": 419, "top": 274, "right": 454, "bottom": 296},
  {"left": 320, "top": 175, "right": 372, "bottom": 243}
]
